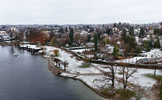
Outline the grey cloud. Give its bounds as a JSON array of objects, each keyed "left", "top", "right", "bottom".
[{"left": 0, "top": 0, "right": 161, "bottom": 24}]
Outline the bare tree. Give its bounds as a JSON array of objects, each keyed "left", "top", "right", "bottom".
[
  {"left": 154, "top": 54, "right": 157, "bottom": 76},
  {"left": 107, "top": 63, "right": 117, "bottom": 91},
  {"left": 119, "top": 62, "right": 137, "bottom": 89},
  {"left": 18, "top": 31, "right": 24, "bottom": 41},
  {"left": 94, "top": 62, "right": 116, "bottom": 93},
  {"left": 53, "top": 58, "right": 61, "bottom": 67},
  {"left": 74, "top": 32, "right": 81, "bottom": 44},
  {"left": 61, "top": 61, "right": 69, "bottom": 70}
]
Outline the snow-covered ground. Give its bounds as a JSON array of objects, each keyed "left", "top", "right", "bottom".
[
  {"left": 71, "top": 49, "right": 90, "bottom": 53},
  {"left": 61, "top": 73, "right": 76, "bottom": 77},
  {"left": 116, "top": 68, "right": 161, "bottom": 88},
  {"left": 115, "top": 57, "right": 144, "bottom": 64},
  {"left": 40, "top": 46, "right": 101, "bottom": 74},
  {"left": 43, "top": 46, "right": 162, "bottom": 89},
  {"left": 42, "top": 46, "right": 161, "bottom": 99},
  {"left": 130, "top": 69, "right": 162, "bottom": 88},
  {"left": 76, "top": 75, "right": 123, "bottom": 89},
  {"left": 94, "top": 63, "right": 162, "bottom": 89}
]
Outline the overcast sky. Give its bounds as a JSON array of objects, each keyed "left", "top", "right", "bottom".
[{"left": 0, "top": 0, "right": 161, "bottom": 25}]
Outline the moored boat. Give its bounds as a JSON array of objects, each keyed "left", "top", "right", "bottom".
[{"left": 14, "top": 53, "right": 19, "bottom": 57}]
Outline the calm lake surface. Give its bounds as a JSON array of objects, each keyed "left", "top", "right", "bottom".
[{"left": 0, "top": 46, "right": 106, "bottom": 100}]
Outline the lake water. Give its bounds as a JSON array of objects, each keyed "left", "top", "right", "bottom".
[{"left": 0, "top": 46, "right": 106, "bottom": 100}]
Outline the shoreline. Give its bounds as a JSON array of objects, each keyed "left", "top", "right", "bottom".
[
  {"left": 46, "top": 57, "right": 110, "bottom": 99},
  {"left": 45, "top": 49, "right": 159, "bottom": 100},
  {"left": 11, "top": 44, "right": 159, "bottom": 100}
]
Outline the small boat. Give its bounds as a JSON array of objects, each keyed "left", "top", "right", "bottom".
[{"left": 14, "top": 53, "right": 19, "bottom": 57}]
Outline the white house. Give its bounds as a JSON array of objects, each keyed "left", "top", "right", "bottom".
[
  {"left": 134, "top": 28, "right": 140, "bottom": 35},
  {"left": 105, "top": 44, "right": 114, "bottom": 53},
  {"left": 0, "top": 31, "right": 6, "bottom": 36},
  {"left": 112, "top": 27, "right": 119, "bottom": 33},
  {"left": 2, "top": 35, "right": 11, "bottom": 41},
  {"left": 139, "top": 49, "right": 162, "bottom": 58}
]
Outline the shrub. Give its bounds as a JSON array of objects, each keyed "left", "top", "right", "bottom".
[
  {"left": 115, "top": 89, "right": 136, "bottom": 100},
  {"left": 101, "top": 88, "right": 115, "bottom": 98},
  {"left": 79, "top": 63, "right": 90, "bottom": 68},
  {"left": 79, "top": 65, "right": 90, "bottom": 68},
  {"left": 53, "top": 49, "right": 59, "bottom": 57}
]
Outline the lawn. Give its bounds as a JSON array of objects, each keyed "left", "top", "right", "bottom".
[{"left": 143, "top": 74, "right": 162, "bottom": 80}]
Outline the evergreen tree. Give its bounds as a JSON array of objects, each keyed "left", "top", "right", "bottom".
[
  {"left": 144, "top": 44, "right": 150, "bottom": 51},
  {"left": 89, "top": 28, "right": 94, "bottom": 32},
  {"left": 148, "top": 40, "right": 153, "bottom": 48},
  {"left": 154, "top": 28, "right": 160, "bottom": 36},
  {"left": 86, "top": 34, "right": 91, "bottom": 42},
  {"left": 112, "top": 46, "right": 119, "bottom": 58},
  {"left": 97, "top": 32, "right": 101, "bottom": 41},
  {"left": 129, "top": 26, "right": 134, "bottom": 37},
  {"left": 65, "top": 27, "right": 68, "bottom": 32},
  {"left": 69, "top": 28, "right": 74, "bottom": 44},
  {"left": 139, "top": 27, "right": 145, "bottom": 38},
  {"left": 94, "top": 33, "right": 98, "bottom": 51},
  {"left": 106, "top": 28, "right": 111, "bottom": 35},
  {"left": 160, "top": 27, "right": 162, "bottom": 35},
  {"left": 58, "top": 27, "right": 64, "bottom": 33},
  {"left": 143, "top": 40, "right": 154, "bottom": 48},
  {"left": 143, "top": 41, "right": 151, "bottom": 51},
  {"left": 135, "top": 45, "right": 142, "bottom": 54},
  {"left": 121, "top": 29, "right": 127, "bottom": 44},
  {"left": 154, "top": 38, "right": 161, "bottom": 48},
  {"left": 128, "top": 37, "right": 136, "bottom": 49},
  {"left": 113, "top": 23, "right": 117, "bottom": 27},
  {"left": 126, "top": 35, "right": 130, "bottom": 44},
  {"left": 118, "top": 22, "right": 121, "bottom": 26}
]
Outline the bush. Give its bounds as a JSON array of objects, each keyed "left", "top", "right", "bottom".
[
  {"left": 79, "top": 63, "right": 90, "bottom": 68},
  {"left": 53, "top": 49, "right": 59, "bottom": 57},
  {"left": 79, "top": 65, "right": 90, "bottom": 68},
  {"left": 73, "top": 76, "right": 76, "bottom": 80},
  {"left": 115, "top": 89, "right": 136, "bottom": 100},
  {"left": 101, "top": 88, "right": 115, "bottom": 98}
]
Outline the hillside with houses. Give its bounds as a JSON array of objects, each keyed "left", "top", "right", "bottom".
[{"left": 1, "top": 23, "right": 162, "bottom": 64}]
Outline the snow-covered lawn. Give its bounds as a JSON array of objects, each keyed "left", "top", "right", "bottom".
[
  {"left": 41, "top": 46, "right": 101, "bottom": 74},
  {"left": 41, "top": 46, "right": 162, "bottom": 92},
  {"left": 77, "top": 75, "right": 123, "bottom": 89},
  {"left": 115, "top": 68, "right": 161, "bottom": 89},
  {"left": 71, "top": 49, "right": 90, "bottom": 53},
  {"left": 93, "top": 63, "right": 162, "bottom": 89}
]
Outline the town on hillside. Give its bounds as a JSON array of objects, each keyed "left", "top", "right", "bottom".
[{"left": 0, "top": 22, "right": 162, "bottom": 99}]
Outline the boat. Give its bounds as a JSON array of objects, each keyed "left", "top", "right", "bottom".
[{"left": 14, "top": 53, "right": 19, "bottom": 57}]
